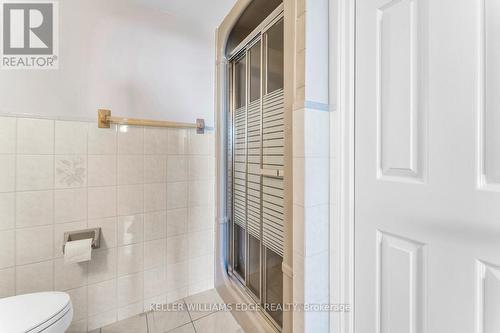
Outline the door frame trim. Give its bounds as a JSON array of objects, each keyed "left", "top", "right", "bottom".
[{"left": 329, "top": 0, "right": 355, "bottom": 332}]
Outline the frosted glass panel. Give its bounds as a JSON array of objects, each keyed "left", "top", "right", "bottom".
[
  {"left": 235, "top": 57, "right": 246, "bottom": 109},
  {"left": 250, "top": 41, "right": 261, "bottom": 103},
  {"left": 266, "top": 19, "right": 284, "bottom": 94}
]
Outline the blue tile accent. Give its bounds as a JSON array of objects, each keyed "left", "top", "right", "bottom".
[{"left": 304, "top": 100, "right": 330, "bottom": 112}]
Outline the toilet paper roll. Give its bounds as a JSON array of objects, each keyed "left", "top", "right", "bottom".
[{"left": 64, "top": 238, "right": 93, "bottom": 264}]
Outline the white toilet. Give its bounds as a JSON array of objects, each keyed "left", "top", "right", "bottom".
[{"left": 0, "top": 292, "right": 73, "bottom": 333}]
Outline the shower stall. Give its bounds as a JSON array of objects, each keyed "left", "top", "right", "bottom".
[{"left": 224, "top": 3, "right": 285, "bottom": 330}]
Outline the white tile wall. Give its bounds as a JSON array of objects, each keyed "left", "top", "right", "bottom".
[
  {"left": 16, "top": 260, "right": 54, "bottom": 294},
  {"left": 16, "top": 190, "right": 54, "bottom": 227},
  {"left": 16, "top": 155, "right": 54, "bottom": 191},
  {"left": 117, "top": 214, "right": 144, "bottom": 246},
  {"left": 0, "top": 155, "right": 15, "bottom": 192},
  {"left": 0, "top": 268, "right": 15, "bottom": 298},
  {"left": 0, "top": 116, "right": 215, "bottom": 332},
  {"left": 293, "top": 1, "right": 331, "bottom": 331},
  {"left": 0, "top": 117, "right": 16, "bottom": 154},
  {"left": 0, "top": 193, "right": 15, "bottom": 230},
  {"left": 54, "top": 189, "right": 87, "bottom": 224},
  {"left": 17, "top": 118, "right": 54, "bottom": 155}
]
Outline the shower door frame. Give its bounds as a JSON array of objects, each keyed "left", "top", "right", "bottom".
[{"left": 226, "top": 6, "right": 284, "bottom": 332}]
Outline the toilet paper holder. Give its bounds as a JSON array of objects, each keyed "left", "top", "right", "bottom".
[{"left": 62, "top": 228, "right": 101, "bottom": 254}]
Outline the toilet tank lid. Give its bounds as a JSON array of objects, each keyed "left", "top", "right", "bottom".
[{"left": 0, "top": 292, "right": 71, "bottom": 332}]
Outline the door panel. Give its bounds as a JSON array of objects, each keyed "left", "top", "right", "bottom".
[
  {"left": 355, "top": 0, "right": 500, "bottom": 332},
  {"left": 377, "top": 232, "right": 424, "bottom": 333},
  {"left": 477, "top": 261, "right": 500, "bottom": 333},
  {"left": 233, "top": 55, "right": 247, "bottom": 281},
  {"left": 265, "top": 247, "right": 283, "bottom": 327},
  {"left": 248, "top": 235, "right": 261, "bottom": 297},
  {"left": 228, "top": 16, "right": 284, "bottom": 329},
  {"left": 377, "top": 0, "right": 425, "bottom": 182},
  {"left": 483, "top": 0, "right": 500, "bottom": 187}
]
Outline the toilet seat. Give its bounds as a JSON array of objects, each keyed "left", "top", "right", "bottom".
[{"left": 0, "top": 292, "right": 73, "bottom": 333}]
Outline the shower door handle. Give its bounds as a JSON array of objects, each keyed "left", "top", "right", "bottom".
[{"left": 260, "top": 168, "right": 284, "bottom": 178}]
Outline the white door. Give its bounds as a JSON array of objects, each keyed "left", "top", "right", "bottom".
[{"left": 355, "top": 0, "right": 500, "bottom": 332}]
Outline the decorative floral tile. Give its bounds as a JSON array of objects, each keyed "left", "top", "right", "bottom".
[{"left": 55, "top": 156, "right": 87, "bottom": 188}]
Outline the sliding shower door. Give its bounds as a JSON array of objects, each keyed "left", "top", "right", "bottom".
[{"left": 227, "top": 15, "right": 284, "bottom": 330}]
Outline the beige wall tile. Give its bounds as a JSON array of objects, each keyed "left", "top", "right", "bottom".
[
  {"left": 144, "top": 128, "right": 168, "bottom": 155},
  {"left": 188, "top": 255, "right": 213, "bottom": 285},
  {"left": 188, "top": 156, "right": 210, "bottom": 181},
  {"left": 0, "top": 117, "right": 16, "bottom": 154},
  {"left": 144, "top": 183, "right": 166, "bottom": 212},
  {"left": 167, "top": 129, "right": 188, "bottom": 155},
  {"left": 117, "top": 302, "right": 144, "bottom": 321},
  {"left": 167, "top": 208, "right": 187, "bottom": 237},
  {"left": 16, "top": 260, "right": 53, "bottom": 294},
  {"left": 188, "top": 180, "right": 213, "bottom": 206},
  {"left": 118, "top": 126, "right": 143, "bottom": 155},
  {"left": 0, "top": 116, "right": 215, "bottom": 329},
  {"left": 67, "top": 319, "right": 88, "bottom": 333},
  {"left": 117, "top": 214, "right": 143, "bottom": 246},
  {"left": 188, "top": 130, "right": 209, "bottom": 155},
  {"left": 144, "top": 155, "right": 167, "bottom": 183},
  {"left": 0, "top": 267, "right": 15, "bottom": 298},
  {"left": 166, "top": 234, "right": 188, "bottom": 265},
  {"left": 144, "top": 211, "right": 166, "bottom": 241},
  {"left": 54, "top": 188, "right": 87, "bottom": 224},
  {"left": 88, "top": 155, "right": 117, "bottom": 187},
  {"left": 16, "top": 190, "right": 53, "bottom": 227},
  {"left": 88, "top": 279, "right": 117, "bottom": 316},
  {"left": 187, "top": 205, "right": 213, "bottom": 232},
  {"left": 16, "top": 226, "right": 53, "bottom": 265},
  {"left": 0, "top": 155, "right": 15, "bottom": 192},
  {"left": 66, "top": 286, "right": 88, "bottom": 321},
  {"left": 0, "top": 230, "right": 15, "bottom": 269},
  {"left": 167, "top": 156, "right": 188, "bottom": 182},
  {"left": 88, "top": 309, "right": 117, "bottom": 331},
  {"left": 166, "top": 261, "right": 188, "bottom": 292},
  {"left": 55, "top": 121, "right": 88, "bottom": 154},
  {"left": 88, "top": 125, "right": 117, "bottom": 155},
  {"left": 54, "top": 258, "right": 88, "bottom": 291},
  {"left": 118, "top": 155, "right": 144, "bottom": 185},
  {"left": 16, "top": 155, "right": 54, "bottom": 191},
  {"left": 118, "top": 185, "right": 143, "bottom": 216},
  {"left": 188, "top": 230, "right": 213, "bottom": 259},
  {"left": 0, "top": 193, "right": 15, "bottom": 230},
  {"left": 143, "top": 266, "right": 166, "bottom": 299},
  {"left": 88, "top": 186, "right": 116, "bottom": 219},
  {"left": 17, "top": 118, "right": 54, "bottom": 154},
  {"left": 144, "top": 239, "right": 165, "bottom": 270},
  {"left": 167, "top": 182, "right": 187, "bottom": 209},
  {"left": 117, "top": 243, "right": 143, "bottom": 276},
  {"left": 88, "top": 248, "right": 117, "bottom": 284},
  {"left": 117, "top": 272, "right": 144, "bottom": 307}
]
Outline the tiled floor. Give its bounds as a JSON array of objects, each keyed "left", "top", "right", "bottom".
[{"left": 91, "top": 289, "right": 245, "bottom": 333}]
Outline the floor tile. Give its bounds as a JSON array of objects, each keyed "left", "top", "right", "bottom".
[
  {"left": 167, "top": 322, "right": 196, "bottom": 333},
  {"left": 184, "top": 289, "right": 224, "bottom": 320},
  {"left": 150, "top": 301, "right": 191, "bottom": 333},
  {"left": 146, "top": 311, "right": 156, "bottom": 332},
  {"left": 193, "top": 311, "right": 244, "bottom": 333},
  {"left": 101, "top": 314, "right": 148, "bottom": 333},
  {"left": 86, "top": 289, "right": 246, "bottom": 333}
]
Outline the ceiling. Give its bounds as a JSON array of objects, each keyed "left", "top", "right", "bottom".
[{"left": 135, "top": 0, "right": 238, "bottom": 28}]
